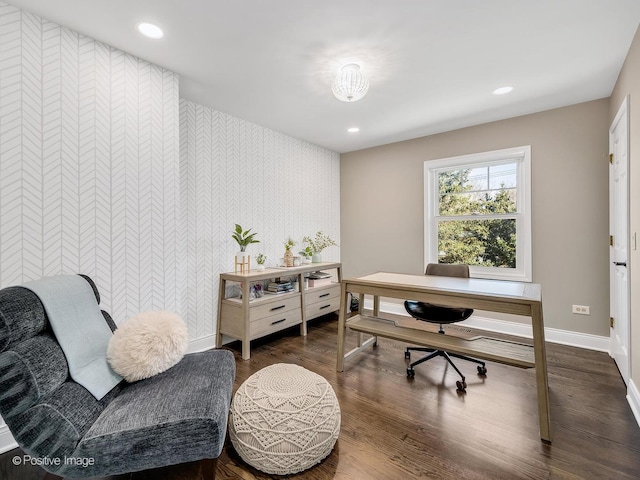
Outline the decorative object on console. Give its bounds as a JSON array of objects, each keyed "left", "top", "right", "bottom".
[
  {"left": 229, "top": 363, "right": 341, "bottom": 475},
  {"left": 256, "top": 253, "right": 267, "bottom": 271},
  {"left": 302, "top": 231, "right": 337, "bottom": 263},
  {"left": 299, "top": 245, "right": 313, "bottom": 264},
  {"left": 308, "top": 271, "right": 332, "bottom": 288},
  {"left": 232, "top": 224, "right": 260, "bottom": 273},
  {"left": 107, "top": 310, "right": 189, "bottom": 382},
  {"left": 332, "top": 62, "right": 369, "bottom": 102},
  {"left": 283, "top": 237, "right": 296, "bottom": 267},
  {"left": 266, "top": 279, "right": 294, "bottom": 295}
]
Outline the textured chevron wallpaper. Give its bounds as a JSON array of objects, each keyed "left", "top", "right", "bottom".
[
  {"left": 0, "top": 4, "right": 181, "bottom": 323},
  {"left": 180, "top": 99, "right": 340, "bottom": 340},
  {"left": 0, "top": 4, "right": 340, "bottom": 449}
]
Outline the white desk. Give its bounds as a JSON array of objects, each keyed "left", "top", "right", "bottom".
[{"left": 336, "top": 272, "right": 551, "bottom": 443}]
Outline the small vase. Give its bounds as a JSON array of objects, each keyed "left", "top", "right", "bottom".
[
  {"left": 284, "top": 249, "right": 294, "bottom": 267},
  {"left": 312, "top": 253, "right": 322, "bottom": 263},
  {"left": 255, "top": 264, "right": 265, "bottom": 271}
]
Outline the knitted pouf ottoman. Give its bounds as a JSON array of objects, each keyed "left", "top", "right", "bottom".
[{"left": 229, "top": 363, "right": 341, "bottom": 475}]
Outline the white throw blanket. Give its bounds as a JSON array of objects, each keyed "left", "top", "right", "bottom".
[{"left": 21, "top": 275, "right": 122, "bottom": 399}]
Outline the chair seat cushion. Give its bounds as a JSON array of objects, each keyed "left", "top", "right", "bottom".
[
  {"left": 67, "top": 349, "right": 235, "bottom": 478},
  {"left": 404, "top": 301, "right": 473, "bottom": 324}
]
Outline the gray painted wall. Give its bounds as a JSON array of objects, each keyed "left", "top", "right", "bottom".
[{"left": 341, "top": 98, "right": 610, "bottom": 337}]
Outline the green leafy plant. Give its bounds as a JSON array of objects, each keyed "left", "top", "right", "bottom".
[
  {"left": 232, "top": 224, "right": 259, "bottom": 252},
  {"left": 299, "top": 246, "right": 313, "bottom": 258},
  {"left": 284, "top": 237, "right": 296, "bottom": 251},
  {"left": 302, "top": 231, "right": 337, "bottom": 254},
  {"left": 256, "top": 253, "right": 266, "bottom": 265}
]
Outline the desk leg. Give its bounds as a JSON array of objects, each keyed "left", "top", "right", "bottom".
[
  {"left": 356, "top": 293, "right": 365, "bottom": 346},
  {"left": 336, "top": 282, "right": 349, "bottom": 371},
  {"left": 532, "top": 302, "right": 551, "bottom": 442},
  {"left": 372, "top": 295, "right": 379, "bottom": 346}
]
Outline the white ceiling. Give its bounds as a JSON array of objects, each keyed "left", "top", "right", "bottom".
[{"left": 6, "top": 0, "right": 640, "bottom": 153}]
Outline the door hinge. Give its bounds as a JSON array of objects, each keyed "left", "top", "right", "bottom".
[
  {"left": 610, "top": 317, "right": 615, "bottom": 328},
  {"left": 610, "top": 235, "right": 614, "bottom": 246},
  {"left": 609, "top": 153, "right": 614, "bottom": 164}
]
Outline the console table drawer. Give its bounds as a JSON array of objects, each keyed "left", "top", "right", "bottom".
[
  {"left": 250, "top": 309, "right": 302, "bottom": 339},
  {"left": 305, "top": 284, "right": 340, "bottom": 304},
  {"left": 306, "top": 296, "right": 340, "bottom": 320},
  {"left": 250, "top": 294, "right": 300, "bottom": 321}
]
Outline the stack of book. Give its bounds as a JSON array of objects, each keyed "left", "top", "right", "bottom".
[
  {"left": 307, "top": 271, "right": 332, "bottom": 288},
  {"left": 266, "top": 280, "right": 294, "bottom": 295}
]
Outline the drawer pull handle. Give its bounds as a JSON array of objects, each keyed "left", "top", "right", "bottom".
[
  {"left": 270, "top": 305, "right": 286, "bottom": 311},
  {"left": 319, "top": 293, "right": 330, "bottom": 298},
  {"left": 271, "top": 319, "right": 286, "bottom": 325},
  {"left": 319, "top": 304, "right": 331, "bottom": 310}
]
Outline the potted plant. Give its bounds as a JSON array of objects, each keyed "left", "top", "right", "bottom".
[
  {"left": 302, "top": 231, "right": 337, "bottom": 263},
  {"left": 298, "top": 245, "right": 313, "bottom": 264},
  {"left": 283, "top": 237, "right": 296, "bottom": 267},
  {"left": 232, "top": 224, "right": 259, "bottom": 262},
  {"left": 255, "top": 253, "right": 267, "bottom": 271}
]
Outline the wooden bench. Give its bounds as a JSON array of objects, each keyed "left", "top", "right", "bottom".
[{"left": 346, "top": 314, "right": 534, "bottom": 368}]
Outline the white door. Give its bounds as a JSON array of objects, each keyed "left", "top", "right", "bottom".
[{"left": 609, "top": 96, "right": 630, "bottom": 385}]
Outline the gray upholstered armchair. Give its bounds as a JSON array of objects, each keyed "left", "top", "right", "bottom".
[{"left": 0, "top": 275, "right": 235, "bottom": 478}]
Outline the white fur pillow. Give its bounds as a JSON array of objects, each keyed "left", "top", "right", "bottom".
[{"left": 107, "top": 310, "right": 189, "bottom": 382}]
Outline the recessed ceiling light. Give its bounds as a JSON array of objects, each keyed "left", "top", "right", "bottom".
[
  {"left": 137, "top": 22, "right": 163, "bottom": 39},
  {"left": 347, "top": 127, "right": 360, "bottom": 133},
  {"left": 493, "top": 86, "right": 513, "bottom": 95}
]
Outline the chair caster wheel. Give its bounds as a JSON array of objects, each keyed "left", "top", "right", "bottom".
[
  {"left": 477, "top": 365, "right": 487, "bottom": 376},
  {"left": 404, "top": 350, "right": 411, "bottom": 359},
  {"left": 407, "top": 368, "right": 415, "bottom": 378},
  {"left": 456, "top": 379, "right": 467, "bottom": 391}
]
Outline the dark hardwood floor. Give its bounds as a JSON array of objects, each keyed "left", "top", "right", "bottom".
[{"left": 2, "top": 313, "right": 640, "bottom": 479}]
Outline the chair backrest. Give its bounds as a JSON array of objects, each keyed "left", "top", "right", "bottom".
[
  {"left": 0, "top": 275, "right": 120, "bottom": 463},
  {"left": 425, "top": 263, "right": 470, "bottom": 278}
]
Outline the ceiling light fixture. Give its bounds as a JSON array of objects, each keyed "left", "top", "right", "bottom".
[
  {"left": 347, "top": 127, "right": 360, "bottom": 133},
  {"left": 493, "top": 86, "right": 513, "bottom": 95},
  {"left": 332, "top": 63, "right": 369, "bottom": 102},
  {"left": 137, "top": 22, "right": 163, "bottom": 39}
]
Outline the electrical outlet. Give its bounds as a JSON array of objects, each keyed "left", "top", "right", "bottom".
[{"left": 572, "top": 305, "right": 590, "bottom": 315}]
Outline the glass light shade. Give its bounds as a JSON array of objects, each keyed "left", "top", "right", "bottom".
[
  {"left": 332, "top": 63, "right": 369, "bottom": 102},
  {"left": 137, "top": 22, "right": 163, "bottom": 39}
]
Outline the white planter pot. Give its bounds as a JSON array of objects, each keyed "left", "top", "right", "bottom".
[
  {"left": 236, "top": 251, "right": 250, "bottom": 261},
  {"left": 312, "top": 253, "right": 322, "bottom": 263}
]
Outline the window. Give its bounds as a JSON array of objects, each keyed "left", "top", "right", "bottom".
[{"left": 424, "top": 146, "right": 531, "bottom": 281}]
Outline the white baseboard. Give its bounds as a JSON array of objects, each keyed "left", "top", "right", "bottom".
[
  {"left": 363, "top": 299, "right": 610, "bottom": 352},
  {"left": 187, "top": 334, "right": 218, "bottom": 353},
  {"left": 0, "top": 423, "right": 17, "bottom": 454},
  {"left": 628, "top": 379, "right": 640, "bottom": 428}
]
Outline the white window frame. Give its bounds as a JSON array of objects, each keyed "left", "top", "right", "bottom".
[{"left": 424, "top": 145, "right": 532, "bottom": 282}]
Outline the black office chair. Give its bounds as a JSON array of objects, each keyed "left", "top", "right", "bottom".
[{"left": 404, "top": 263, "right": 487, "bottom": 391}]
